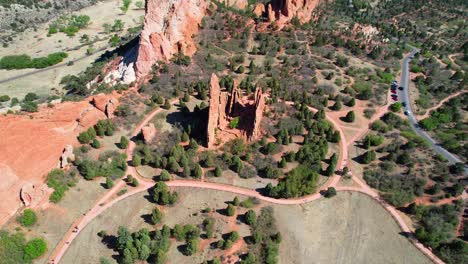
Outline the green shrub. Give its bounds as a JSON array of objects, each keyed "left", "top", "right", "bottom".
[
  {"left": 77, "top": 127, "right": 97, "bottom": 144},
  {"left": 390, "top": 102, "right": 402, "bottom": 112},
  {"left": 344, "top": 111, "right": 355, "bottom": 122},
  {"left": 229, "top": 117, "right": 240, "bottom": 129},
  {"left": 0, "top": 52, "right": 68, "bottom": 70},
  {"left": 91, "top": 139, "right": 101, "bottom": 149},
  {"left": 17, "top": 209, "right": 37, "bottom": 227},
  {"left": 24, "top": 238, "right": 47, "bottom": 260},
  {"left": 21, "top": 101, "right": 38, "bottom": 112},
  {"left": 46, "top": 169, "right": 75, "bottom": 203},
  {"left": 266, "top": 165, "right": 319, "bottom": 198},
  {"left": 119, "top": 136, "right": 129, "bottom": 149},
  {"left": 324, "top": 187, "right": 337, "bottom": 198},
  {"left": 0, "top": 95, "right": 10, "bottom": 102}
]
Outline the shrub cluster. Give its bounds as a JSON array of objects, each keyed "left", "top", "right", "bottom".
[{"left": 0, "top": 52, "right": 68, "bottom": 70}]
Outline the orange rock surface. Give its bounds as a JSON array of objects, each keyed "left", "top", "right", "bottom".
[
  {"left": 206, "top": 74, "right": 265, "bottom": 148},
  {"left": 0, "top": 95, "right": 115, "bottom": 226},
  {"left": 266, "top": 0, "right": 323, "bottom": 27},
  {"left": 134, "top": 0, "right": 210, "bottom": 79}
]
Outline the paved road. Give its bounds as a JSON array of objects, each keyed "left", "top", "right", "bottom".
[{"left": 398, "top": 49, "right": 467, "bottom": 173}]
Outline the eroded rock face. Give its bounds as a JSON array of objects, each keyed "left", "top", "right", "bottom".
[
  {"left": 267, "top": 0, "right": 322, "bottom": 27},
  {"left": 20, "top": 183, "right": 53, "bottom": 208},
  {"left": 207, "top": 74, "right": 265, "bottom": 148},
  {"left": 59, "top": 145, "right": 75, "bottom": 168},
  {"left": 142, "top": 123, "right": 156, "bottom": 143},
  {"left": 91, "top": 93, "right": 118, "bottom": 118},
  {"left": 251, "top": 87, "right": 266, "bottom": 140},
  {"left": 207, "top": 74, "right": 222, "bottom": 148},
  {"left": 134, "top": 0, "right": 210, "bottom": 79},
  {"left": 133, "top": 0, "right": 297, "bottom": 80}
]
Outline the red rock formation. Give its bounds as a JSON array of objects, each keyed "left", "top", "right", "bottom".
[
  {"left": 59, "top": 145, "right": 75, "bottom": 168},
  {"left": 133, "top": 0, "right": 289, "bottom": 81},
  {"left": 207, "top": 74, "right": 222, "bottom": 148},
  {"left": 0, "top": 96, "right": 115, "bottom": 226},
  {"left": 91, "top": 93, "right": 118, "bottom": 118},
  {"left": 134, "top": 0, "right": 210, "bottom": 79},
  {"left": 267, "top": 0, "right": 322, "bottom": 25},
  {"left": 142, "top": 123, "right": 156, "bottom": 143},
  {"left": 207, "top": 74, "right": 265, "bottom": 148},
  {"left": 251, "top": 87, "right": 266, "bottom": 140},
  {"left": 227, "top": 80, "right": 241, "bottom": 115},
  {"left": 20, "top": 184, "right": 53, "bottom": 208},
  {"left": 253, "top": 3, "right": 266, "bottom": 17}
]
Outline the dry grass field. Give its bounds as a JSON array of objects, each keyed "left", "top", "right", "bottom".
[
  {"left": 61, "top": 188, "right": 432, "bottom": 264},
  {"left": 0, "top": 0, "right": 144, "bottom": 99}
]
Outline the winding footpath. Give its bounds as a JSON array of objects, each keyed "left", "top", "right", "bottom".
[
  {"left": 48, "top": 86, "right": 446, "bottom": 264},
  {"left": 416, "top": 90, "right": 468, "bottom": 121}
]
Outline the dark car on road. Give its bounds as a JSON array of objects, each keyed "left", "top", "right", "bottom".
[{"left": 398, "top": 86, "right": 404, "bottom": 90}]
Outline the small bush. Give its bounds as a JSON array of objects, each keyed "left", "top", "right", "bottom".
[
  {"left": 24, "top": 238, "right": 47, "bottom": 260},
  {"left": 17, "top": 209, "right": 37, "bottom": 227}
]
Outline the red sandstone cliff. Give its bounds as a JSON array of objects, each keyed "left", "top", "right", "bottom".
[
  {"left": 267, "top": 0, "right": 323, "bottom": 26},
  {"left": 135, "top": 0, "right": 209, "bottom": 79},
  {"left": 132, "top": 0, "right": 321, "bottom": 81}
]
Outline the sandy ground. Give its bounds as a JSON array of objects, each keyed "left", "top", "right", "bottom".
[
  {"left": 0, "top": 0, "right": 144, "bottom": 99},
  {"left": 61, "top": 188, "right": 431, "bottom": 264}
]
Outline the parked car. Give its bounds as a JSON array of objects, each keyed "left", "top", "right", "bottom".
[{"left": 391, "top": 90, "right": 397, "bottom": 94}]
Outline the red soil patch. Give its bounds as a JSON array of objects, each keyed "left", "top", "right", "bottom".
[{"left": 0, "top": 96, "right": 113, "bottom": 226}]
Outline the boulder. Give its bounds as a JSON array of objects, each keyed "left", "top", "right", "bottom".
[
  {"left": 142, "top": 123, "right": 156, "bottom": 143},
  {"left": 91, "top": 93, "right": 118, "bottom": 118},
  {"left": 59, "top": 144, "right": 75, "bottom": 168},
  {"left": 253, "top": 3, "right": 266, "bottom": 17},
  {"left": 20, "top": 183, "right": 53, "bottom": 208}
]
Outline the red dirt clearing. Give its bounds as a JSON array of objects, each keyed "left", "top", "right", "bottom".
[{"left": 0, "top": 100, "right": 108, "bottom": 226}]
